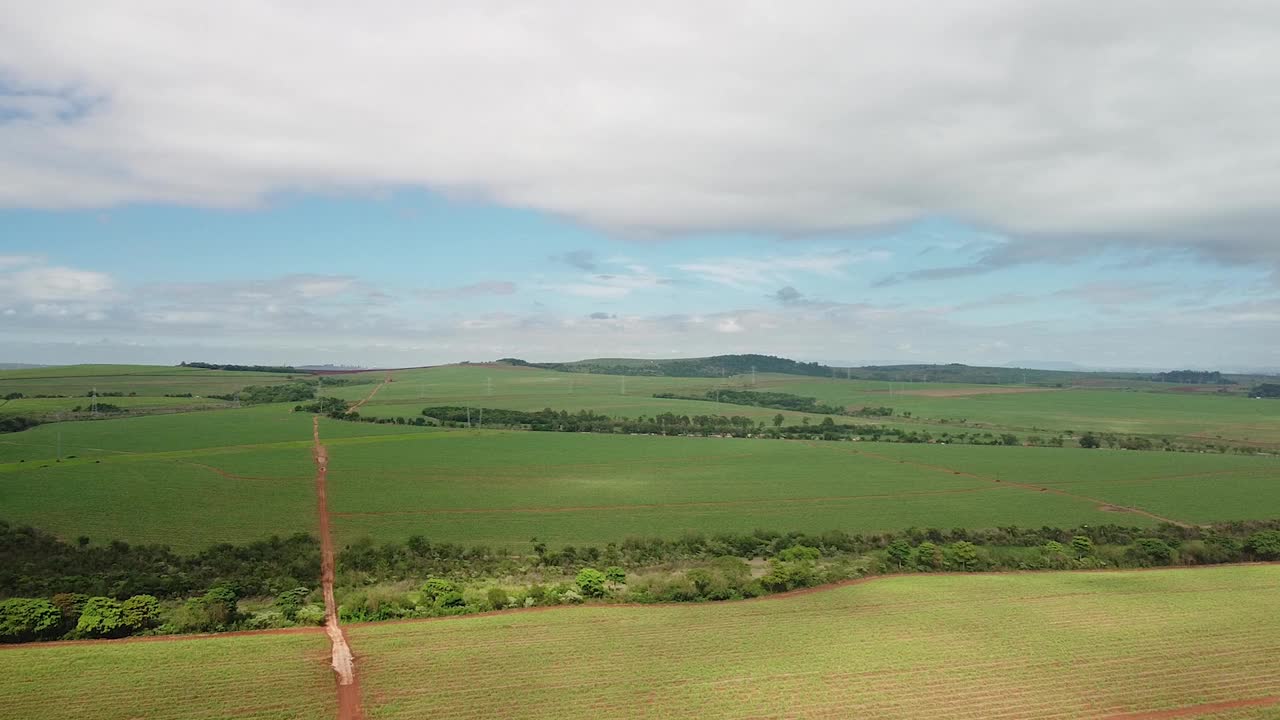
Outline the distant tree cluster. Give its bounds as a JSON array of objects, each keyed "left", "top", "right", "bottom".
[
  {"left": 653, "top": 389, "right": 846, "bottom": 415},
  {"left": 212, "top": 383, "right": 315, "bottom": 404},
  {"left": 0, "top": 416, "right": 40, "bottom": 434},
  {"left": 180, "top": 362, "right": 299, "bottom": 373},
  {"left": 1250, "top": 383, "right": 1280, "bottom": 398},
  {"left": 1153, "top": 370, "right": 1233, "bottom": 385}
]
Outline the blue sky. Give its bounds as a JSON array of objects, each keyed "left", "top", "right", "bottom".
[{"left": 2, "top": 4, "right": 1279, "bottom": 370}]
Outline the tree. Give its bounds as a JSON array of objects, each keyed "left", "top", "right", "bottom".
[
  {"left": 948, "top": 541, "right": 979, "bottom": 571},
  {"left": 121, "top": 595, "right": 160, "bottom": 631},
  {"left": 772, "top": 413, "right": 785, "bottom": 428},
  {"left": 1000, "top": 433, "right": 1019, "bottom": 446},
  {"left": 485, "top": 587, "right": 509, "bottom": 609},
  {"left": 605, "top": 566, "right": 626, "bottom": 588},
  {"left": 421, "top": 578, "right": 464, "bottom": 607},
  {"left": 0, "top": 598, "right": 61, "bottom": 643},
  {"left": 75, "top": 597, "right": 126, "bottom": 638},
  {"left": 1071, "top": 535, "right": 1094, "bottom": 556},
  {"left": 915, "top": 542, "right": 943, "bottom": 570},
  {"left": 275, "top": 587, "right": 310, "bottom": 621},
  {"left": 886, "top": 540, "right": 912, "bottom": 569},
  {"left": 1128, "top": 538, "right": 1175, "bottom": 567},
  {"left": 1245, "top": 530, "right": 1280, "bottom": 560},
  {"left": 576, "top": 568, "right": 607, "bottom": 598},
  {"left": 1078, "top": 432, "right": 1101, "bottom": 449}
]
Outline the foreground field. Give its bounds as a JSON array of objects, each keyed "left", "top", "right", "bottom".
[
  {"left": 350, "top": 565, "right": 1280, "bottom": 719},
  {"left": 0, "top": 630, "right": 334, "bottom": 720}
]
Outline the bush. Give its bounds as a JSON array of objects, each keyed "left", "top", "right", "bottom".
[
  {"left": 485, "top": 587, "right": 510, "bottom": 610},
  {"left": 1245, "top": 530, "right": 1280, "bottom": 560},
  {"left": 75, "top": 597, "right": 126, "bottom": 638},
  {"left": 0, "top": 598, "right": 61, "bottom": 643},
  {"left": 575, "top": 568, "right": 607, "bottom": 598},
  {"left": 121, "top": 594, "right": 160, "bottom": 631}
]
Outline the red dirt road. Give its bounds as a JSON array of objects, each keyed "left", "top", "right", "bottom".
[
  {"left": 313, "top": 416, "right": 364, "bottom": 720},
  {"left": 347, "top": 377, "right": 389, "bottom": 413},
  {"left": 1102, "top": 695, "right": 1280, "bottom": 719}
]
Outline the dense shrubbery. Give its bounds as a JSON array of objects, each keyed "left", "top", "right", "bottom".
[
  {"left": 0, "top": 416, "right": 40, "bottom": 434},
  {"left": 1153, "top": 370, "right": 1232, "bottom": 384},
  {"left": 5, "top": 518, "right": 1278, "bottom": 642},
  {"left": 180, "top": 362, "right": 299, "bottom": 373},
  {"left": 0, "top": 521, "right": 319, "bottom": 599},
  {"left": 654, "top": 389, "right": 846, "bottom": 415},
  {"left": 213, "top": 383, "right": 315, "bottom": 404},
  {"left": 297, "top": 396, "right": 352, "bottom": 414},
  {"left": 1251, "top": 383, "right": 1280, "bottom": 398}
]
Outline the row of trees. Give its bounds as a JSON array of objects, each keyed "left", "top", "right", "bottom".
[
  {"left": 653, "top": 389, "right": 847, "bottom": 415},
  {"left": 212, "top": 382, "right": 316, "bottom": 404},
  {"left": 179, "top": 362, "right": 298, "bottom": 373}
]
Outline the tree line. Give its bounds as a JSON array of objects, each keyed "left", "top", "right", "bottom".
[
  {"left": 5, "top": 517, "right": 1278, "bottom": 641},
  {"left": 179, "top": 362, "right": 299, "bottom": 373}
]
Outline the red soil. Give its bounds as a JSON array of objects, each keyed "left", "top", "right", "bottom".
[
  {"left": 346, "top": 378, "right": 388, "bottom": 413},
  {"left": 313, "top": 415, "right": 364, "bottom": 720},
  {"left": 1102, "top": 695, "right": 1280, "bottom": 719}
]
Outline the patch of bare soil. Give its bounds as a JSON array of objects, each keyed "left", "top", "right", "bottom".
[{"left": 1102, "top": 695, "right": 1280, "bottom": 719}]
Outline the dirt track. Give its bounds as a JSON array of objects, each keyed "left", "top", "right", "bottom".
[
  {"left": 313, "top": 416, "right": 363, "bottom": 720},
  {"left": 1102, "top": 695, "right": 1280, "bottom": 719}
]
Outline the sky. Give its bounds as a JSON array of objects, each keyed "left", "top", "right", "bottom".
[{"left": 2, "top": 2, "right": 1278, "bottom": 370}]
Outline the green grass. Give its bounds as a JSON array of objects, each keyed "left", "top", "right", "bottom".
[
  {"left": 325, "top": 365, "right": 1280, "bottom": 448},
  {"left": 348, "top": 565, "right": 1280, "bottom": 719},
  {"left": 0, "top": 630, "right": 334, "bottom": 719},
  {"left": 0, "top": 395, "right": 235, "bottom": 418},
  {"left": 322, "top": 430, "right": 1220, "bottom": 549},
  {"left": 0, "top": 364, "right": 301, "bottom": 398}
]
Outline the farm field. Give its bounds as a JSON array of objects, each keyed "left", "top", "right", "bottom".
[
  {"left": 323, "top": 430, "right": 1278, "bottom": 548},
  {"left": 320, "top": 364, "right": 1280, "bottom": 448},
  {"left": 0, "top": 630, "right": 335, "bottom": 719},
  {"left": 348, "top": 565, "right": 1280, "bottom": 719},
  {"left": 0, "top": 364, "right": 300, "bottom": 398}
]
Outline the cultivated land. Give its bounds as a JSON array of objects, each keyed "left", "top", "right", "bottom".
[
  {"left": 0, "top": 630, "right": 335, "bottom": 719},
  {"left": 348, "top": 565, "right": 1280, "bottom": 719},
  {"left": 1, "top": 365, "right": 1276, "bottom": 550},
  {"left": 323, "top": 364, "right": 1280, "bottom": 448}
]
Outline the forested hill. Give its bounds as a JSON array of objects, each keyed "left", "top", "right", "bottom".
[
  {"left": 497, "top": 356, "right": 1270, "bottom": 387},
  {"left": 499, "top": 354, "right": 830, "bottom": 378}
]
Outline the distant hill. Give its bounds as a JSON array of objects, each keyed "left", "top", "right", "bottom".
[
  {"left": 499, "top": 354, "right": 830, "bottom": 378},
  {"left": 497, "top": 355, "right": 1264, "bottom": 387}
]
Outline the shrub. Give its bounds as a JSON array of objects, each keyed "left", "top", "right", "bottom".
[
  {"left": 575, "top": 568, "right": 607, "bottom": 598},
  {"left": 0, "top": 598, "right": 61, "bottom": 643},
  {"left": 75, "top": 597, "right": 126, "bottom": 638}
]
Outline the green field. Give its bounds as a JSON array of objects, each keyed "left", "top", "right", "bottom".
[
  {"left": 323, "top": 430, "right": 1280, "bottom": 548},
  {"left": 2, "top": 401, "right": 1276, "bottom": 550},
  {"left": 322, "top": 364, "right": 1280, "bottom": 448},
  {"left": 0, "top": 630, "right": 334, "bottom": 719},
  {"left": 348, "top": 565, "right": 1280, "bottom": 719},
  {"left": 0, "top": 364, "right": 300, "bottom": 398}
]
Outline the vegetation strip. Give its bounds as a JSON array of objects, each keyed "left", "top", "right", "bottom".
[{"left": 312, "top": 415, "right": 363, "bottom": 720}]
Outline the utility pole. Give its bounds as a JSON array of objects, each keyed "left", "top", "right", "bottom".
[
  {"left": 487, "top": 377, "right": 493, "bottom": 396},
  {"left": 466, "top": 406, "right": 471, "bottom": 428},
  {"left": 478, "top": 406, "right": 483, "bottom": 429},
  {"left": 91, "top": 387, "right": 97, "bottom": 415},
  {"left": 620, "top": 376, "right": 626, "bottom": 395},
  {"left": 751, "top": 366, "right": 756, "bottom": 386}
]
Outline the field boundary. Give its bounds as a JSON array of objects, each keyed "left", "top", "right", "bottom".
[
  {"left": 312, "top": 415, "right": 364, "bottom": 720},
  {"left": 2, "top": 563, "right": 1275, "bottom": 651}
]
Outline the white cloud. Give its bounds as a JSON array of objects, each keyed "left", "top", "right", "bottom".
[
  {"left": 0, "top": 264, "right": 114, "bottom": 301},
  {"left": 677, "top": 250, "right": 878, "bottom": 289},
  {"left": 1, "top": 2, "right": 1278, "bottom": 276}
]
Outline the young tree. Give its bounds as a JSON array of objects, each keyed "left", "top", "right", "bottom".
[
  {"left": 0, "top": 598, "right": 61, "bottom": 642},
  {"left": 1078, "top": 432, "right": 1101, "bottom": 449},
  {"left": 1245, "top": 530, "right": 1280, "bottom": 560},
  {"left": 274, "top": 587, "right": 310, "bottom": 621},
  {"left": 886, "top": 540, "right": 912, "bottom": 569},
  {"left": 604, "top": 566, "right": 626, "bottom": 588},
  {"left": 1071, "top": 535, "right": 1094, "bottom": 556},
  {"left": 121, "top": 595, "right": 160, "bottom": 632},
  {"left": 948, "top": 541, "right": 979, "bottom": 571},
  {"left": 772, "top": 413, "right": 785, "bottom": 428},
  {"left": 915, "top": 542, "right": 943, "bottom": 570},
  {"left": 575, "top": 568, "right": 607, "bottom": 598},
  {"left": 485, "top": 587, "right": 510, "bottom": 609},
  {"left": 75, "top": 597, "right": 126, "bottom": 638}
]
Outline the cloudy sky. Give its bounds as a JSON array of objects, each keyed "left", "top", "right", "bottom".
[{"left": 2, "top": 2, "right": 1278, "bottom": 370}]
